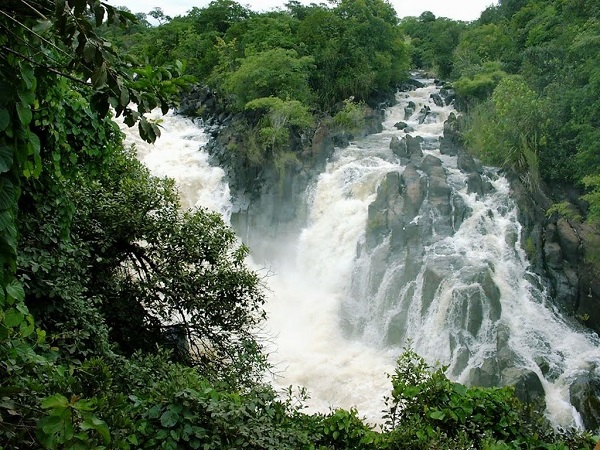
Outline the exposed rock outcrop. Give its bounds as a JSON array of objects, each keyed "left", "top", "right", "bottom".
[
  {"left": 508, "top": 171, "right": 600, "bottom": 335},
  {"left": 570, "top": 368, "right": 600, "bottom": 430},
  {"left": 439, "top": 112, "right": 461, "bottom": 156}
]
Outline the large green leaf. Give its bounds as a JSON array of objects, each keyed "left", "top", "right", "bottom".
[
  {"left": 3, "top": 307, "right": 24, "bottom": 327},
  {"left": 160, "top": 409, "right": 179, "bottom": 428},
  {"left": 41, "top": 394, "right": 69, "bottom": 410},
  {"left": 16, "top": 103, "right": 32, "bottom": 126},
  {"left": 81, "top": 415, "right": 111, "bottom": 443},
  {"left": 0, "top": 145, "right": 13, "bottom": 173},
  {"left": 6, "top": 279, "right": 24, "bottom": 302},
  {"left": 0, "top": 108, "right": 9, "bottom": 131},
  {"left": 0, "top": 178, "right": 16, "bottom": 211}
]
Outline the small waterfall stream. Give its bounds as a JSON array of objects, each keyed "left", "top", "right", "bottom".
[{"left": 119, "top": 80, "right": 600, "bottom": 429}]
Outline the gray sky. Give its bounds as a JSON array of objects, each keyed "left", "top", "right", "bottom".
[{"left": 107, "top": 0, "right": 497, "bottom": 22}]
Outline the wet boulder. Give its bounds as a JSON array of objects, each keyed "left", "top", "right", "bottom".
[
  {"left": 430, "top": 92, "right": 444, "bottom": 107},
  {"left": 366, "top": 171, "right": 403, "bottom": 249},
  {"left": 404, "top": 101, "right": 416, "bottom": 119},
  {"left": 417, "top": 105, "right": 431, "bottom": 124},
  {"left": 390, "top": 136, "right": 408, "bottom": 158},
  {"left": 501, "top": 367, "right": 546, "bottom": 408},
  {"left": 458, "top": 152, "right": 484, "bottom": 174},
  {"left": 439, "top": 113, "right": 461, "bottom": 156},
  {"left": 440, "top": 87, "right": 456, "bottom": 105},
  {"left": 405, "top": 135, "right": 424, "bottom": 157},
  {"left": 569, "top": 369, "right": 600, "bottom": 430},
  {"left": 469, "top": 358, "right": 500, "bottom": 387}
]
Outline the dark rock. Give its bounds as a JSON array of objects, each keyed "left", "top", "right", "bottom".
[
  {"left": 570, "top": 370, "right": 600, "bottom": 430},
  {"left": 311, "top": 126, "right": 334, "bottom": 166},
  {"left": 544, "top": 226, "right": 563, "bottom": 269},
  {"left": 439, "top": 113, "right": 462, "bottom": 156},
  {"left": 457, "top": 152, "right": 484, "bottom": 174},
  {"left": 451, "top": 339, "right": 471, "bottom": 377},
  {"left": 394, "top": 121, "right": 409, "bottom": 130},
  {"left": 404, "top": 101, "right": 416, "bottom": 120},
  {"left": 366, "top": 171, "right": 402, "bottom": 248},
  {"left": 495, "top": 323, "right": 517, "bottom": 372},
  {"left": 466, "top": 173, "right": 485, "bottom": 195},
  {"left": 421, "top": 263, "right": 447, "bottom": 313},
  {"left": 452, "top": 194, "right": 471, "bottom": 229},
  {"left": 430, "top": 92, "right": 444, "bottom": 107},
  {"left": 469, "top": 358, "right": 500, "bottom": 387},
  {"left": 440, "top": 87, "right": 456, "bottom": 105},
  {"left": 405, "top": 135, "right": 424, "bottom": 157},
  {"left": 417, "top": 105, "right": 431, "bottom": 124},
  {"left": 390, "top": 136, "right": 408, "bottom": 158},
  {"left": 501, "top": 367, "right": 546, "bottom": 408},
  {"left": 332, "top": 131, "right": 350, "bottom": 147},
  {"left": 556, "top": 219, "right": 580, "bottom": 264},
  {"left": 400, "top": 164, "right": 426, "bottom": 220},
  {"left": 407, "top": 78, "right": 425, "bottom": 89}
]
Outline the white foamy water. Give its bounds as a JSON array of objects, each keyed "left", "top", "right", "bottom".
[{"left": 116, "top": 110, "right": 231, "bottom": 219}]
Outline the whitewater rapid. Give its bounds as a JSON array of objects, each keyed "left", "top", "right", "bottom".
[{"left": 118, "top": 83, "right": 600, "bottom": 429}]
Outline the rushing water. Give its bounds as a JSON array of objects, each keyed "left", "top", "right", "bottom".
[
  {"left": 120, "top": 82, "right": 600, "bottom": 429},
  {"left": 118, "top": 110, "right": 232, "bottom": 218}
]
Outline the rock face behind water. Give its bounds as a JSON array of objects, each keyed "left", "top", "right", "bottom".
[
  {"left": 193, "top": 85, "right": 389, "bottom": 259},
  {"left": 569, "top": 369, "right": 600, "bottom": 430},
  {"left": 355, "top": 148, "right": 503, "bottom": 352},
  {"left": 507, "top": 172, "right": 600, "bottom": 336}
]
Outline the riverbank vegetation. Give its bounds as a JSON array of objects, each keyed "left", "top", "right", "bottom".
[
  {"left": 402, "top": 0, "right": 600, "bottom": 221},
  {"left": 0, "top": 0, "right": 598, "bottom": 448}
]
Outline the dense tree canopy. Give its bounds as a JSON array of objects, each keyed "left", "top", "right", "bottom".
[{"left": 454, "top": 0, "right": 600, "bottom": 219}]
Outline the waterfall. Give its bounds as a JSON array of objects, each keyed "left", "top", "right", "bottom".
[
  {"left": 119, "top": 83, "right": 600, "bottom": 429},
  {"left": 117, "top": 109, "right": 232, "bottom": 219}
]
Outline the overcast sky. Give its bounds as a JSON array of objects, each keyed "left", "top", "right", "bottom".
[{"left": 106, "top": 0, "right": 497, "bottom": 22}]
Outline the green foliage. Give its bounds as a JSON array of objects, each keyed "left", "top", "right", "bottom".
[
  {"left": 125, "top": 0, "right": 409, "bottom": 112},
  {"left": 37, "top": 394, "right": 110, "bottom": 449},
  {"left": 453, "top": 23, "right": 518, "bottom": 76},
  {"left": 332, "top": 99, "right": 368, "bottom": 134},
  {"left": 221, "top": 49, "right": 314, "bottom": 110},
  {"left": 546, "top": 202, "right": 583, "bottom": 223},
  {"left": 453, "top": 61, "right": 507, "bottom": 103},
  {"left": 317, "top": 408, "right": 380, "bottom": 449},
  {"left": 383, "top": 349, "right": 594, "bottom": 449},
  {"left": 462, "top": 75, "right": 544, "bottom": 190},
  {"left": 245, "top": 97, "right": 314, "bottom": 152},
  {"left": 582, "top": 176, "right": 600, "bottom": 224},
  {"left": 17, "top": 138, "right": 269, "bottom": 384},
  {"left": 399, "top": 14, "right": 467, "bottom": 78},
  {"left": 453, "top": 0, "right": 600, "bottom": 224}
]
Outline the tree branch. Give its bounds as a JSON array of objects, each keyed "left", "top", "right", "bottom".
[{"left": 1, "top": 45, "right": 89, "bottom": 86}]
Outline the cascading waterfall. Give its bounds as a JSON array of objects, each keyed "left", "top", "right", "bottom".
[
  {"left": 117, "top": 109, "right": 232, "bottom": 218},
  {"left": 119, "top": 81, "right": 600, "bottom": 429}
]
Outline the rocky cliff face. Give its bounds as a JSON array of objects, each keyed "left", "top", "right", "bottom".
[
  {"left": 507, "top": 172, "right": 600, "bottom": 430},
  {"left": 351, "top": 94, "right": 600, "bottom": 427},
  {"left": 179, "top": 85, "right": 389, "bottom": 257},
  {"left": 508, "top": 174, "right": 600, "bottom": 333}
]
